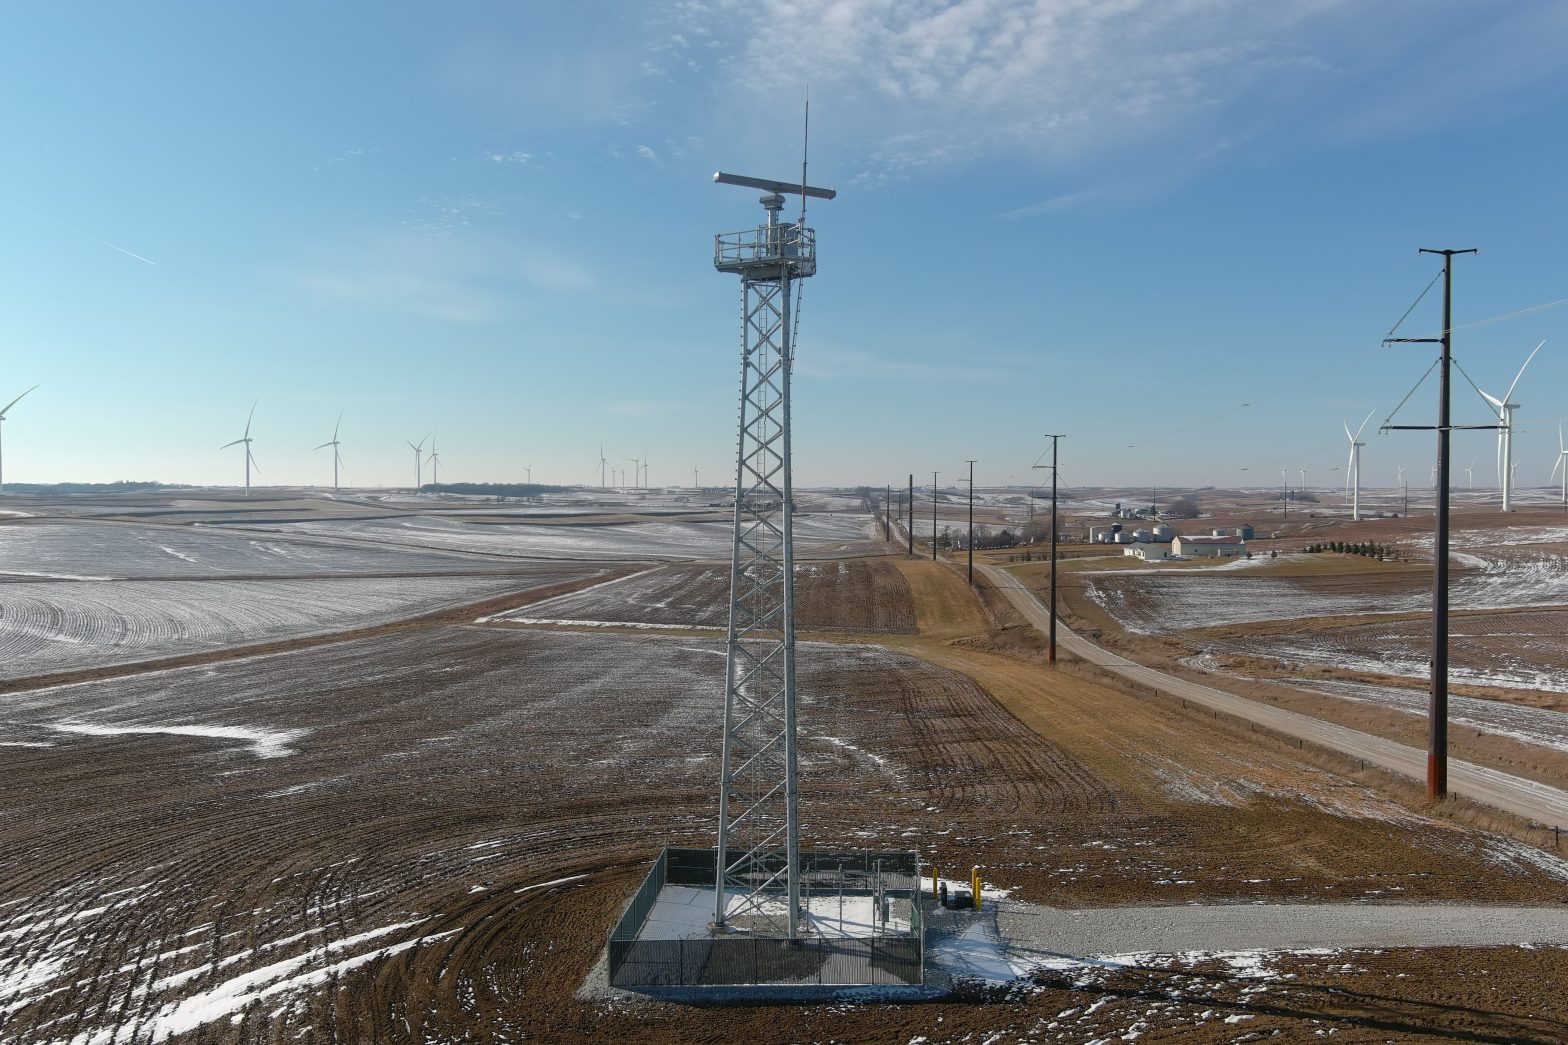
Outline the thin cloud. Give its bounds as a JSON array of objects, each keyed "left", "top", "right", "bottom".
[
  {"left": 316, "top": 146, "right": 378, "bottom": 170},
  {"left": 40, "top": 215, "right": 155, "bottom": 265},
  {"left": 486, "top": 149, "right": 532, "bottom": 164},
  {"left": 652, "top": 1, "right": 1568, "bottom": 190}
]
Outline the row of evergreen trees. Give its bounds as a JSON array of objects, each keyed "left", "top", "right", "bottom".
[{"left": 1304, "top": 540, "right": 1390, "bottom": 559}]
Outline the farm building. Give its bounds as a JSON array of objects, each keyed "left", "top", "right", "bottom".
[
  {"left": 1173, "top": 534, "right": 1247, "bottom": 558},
  {"left": 1124, "top": 543, "right": 1174, "bottom": 561}
]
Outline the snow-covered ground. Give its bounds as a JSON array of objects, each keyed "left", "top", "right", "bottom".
[
  {"left": 0, "top": 521, "right": 489, "bottom": 578},
  {"left": 0, "top": 573, "right": 585, "bottom": 679},
  {"left": 245, "top": 512, "right": 870, "bottom": 562},
  {"left": 1085, "top": 545, "right": 1568, "bottom": 635}
]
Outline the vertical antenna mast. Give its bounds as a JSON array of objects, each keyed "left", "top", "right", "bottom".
[{"left": 799, "top": 91, "right": 810, "bottom": 229}]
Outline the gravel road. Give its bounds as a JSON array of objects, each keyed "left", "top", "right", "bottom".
[
  {"left": 995, "top": 900, "right": 1568, "bottom": 959},
  {"left": 979, "top": 561, "right": 1568, "bottom": 830}
]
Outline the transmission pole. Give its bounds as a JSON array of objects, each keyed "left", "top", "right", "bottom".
[
  {"left": 965, "top": 460, "right": 977, "bottom": 583},
  {"left": 885, "top": 483, "right": 892, "bottom": 541},
  {"left": 907, "top": 474, "right": 914, "bottom": 557},
  {"left": 1034, "top": 435, "right": 1064, "bottom": 663},
  {"left": 1384, "top": 248, "right": 1485, "bottom": 801}
]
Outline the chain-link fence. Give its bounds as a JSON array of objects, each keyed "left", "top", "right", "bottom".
[{"left": 607, "top": 847, "right": 924, "bottom": 988}]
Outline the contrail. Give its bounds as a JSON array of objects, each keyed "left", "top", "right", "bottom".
[{"left": 41, "top": 215, "right": 156, "bottom": 265}]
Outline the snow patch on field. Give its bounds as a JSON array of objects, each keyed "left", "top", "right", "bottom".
[
  {"left": 51, "top": 721, "right": 305, "bottom": 759},
  {"left": 142, "top": 920, "right": 456, "bottom": 1044}
]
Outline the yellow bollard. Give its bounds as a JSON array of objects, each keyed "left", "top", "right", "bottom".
[
  {"left": 971, "top": 865, "right": 981, "bottom": 910},
  {"left": 932, "top": 867, "right": 939, "bottom": 900}
]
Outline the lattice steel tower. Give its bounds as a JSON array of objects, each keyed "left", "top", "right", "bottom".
[{"left": 711, "top": 168, "right": 835, "bottom": 937}]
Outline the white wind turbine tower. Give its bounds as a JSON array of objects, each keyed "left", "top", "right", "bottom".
[
  {"left": 407, "top": 436, "right": 428, "bottom": 491},
  {"left": 597, "top": 443, "right": 608, "bottom": 488},
  {"left": 314, "top": 413, "right": 344, "bottom": 492},
  {"left": 525, "top": 463, "right": 532, "bottom": 484},
  {"left": 1466, "top": 458, "right": 1476, "bottom": 492},
  {"left": 1343, "top": 411, "right": 1373, "bottom": 521},
  {"left": 624, "top": 457, "right": 639, "bottom": 489},
  {"left": 428, "top": 438, "right": 441, "bottom": 486},
  {"left": 0, "top": 384, "right": 39, "bottom": 491},
  {"left": 1552, "top": 423, "right": 1568, "bottom": 511},
  {"left": 221, "top": 402, "right": 260, "bottom": 496},
  {"left": 1479, "top": 340, "right": 1545, "bottom": 512}
]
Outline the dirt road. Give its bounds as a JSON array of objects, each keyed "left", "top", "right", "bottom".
[{"left": 979, "top": 560, "right": 1568, "bottom": 830}]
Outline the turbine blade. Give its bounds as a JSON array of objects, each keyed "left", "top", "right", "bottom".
[
  {"left": 1353, "top": 409, "right": 1375, "bottom": 441},
  {"left": 1343, "top": 420, "right": 1353, "bottom": 442},
  {"left": 314, "top": 441, "right": 334, "bottom": 450},
  {"left": 248, "top": 450, "right": 261, "bottom": 475},
  {"left": 1553, "top": 453, "right": 1564, "bottom": 483},
  {"left": 333, "top": 411, "right": 342, "bottom": 441},
  {"left": 220, "top": 438, "right": 245, "bottom": 449},
  {"left": 1560, "top": 423, "right": 1565, "bottom": 455},
  {"left": 1503, "top": 339, "right": 1546, "bottom": 404},
  {"left": 0, "top": 385, "right": 39, "bottom": 416},
  {"left": 244, "top": 400, "right": 257, "bottom": 438}
]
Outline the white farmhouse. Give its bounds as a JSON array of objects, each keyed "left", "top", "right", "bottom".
[{"left": 1172, "top": 534, "right": 1246, "bottom": 558}]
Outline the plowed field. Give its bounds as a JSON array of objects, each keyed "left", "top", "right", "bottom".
[
  {"left": 495, "top": 558, "right": 918, "bottom": 634},
  {"left": 6, "top": 618, "right": 1568, "bottom": 1043}
]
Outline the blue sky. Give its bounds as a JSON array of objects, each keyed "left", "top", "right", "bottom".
[{"left": 4, "top": 1, "right": 1568, "bottom": 491}]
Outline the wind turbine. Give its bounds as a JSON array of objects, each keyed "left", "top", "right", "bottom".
[
  {"left": 642, "top": 449, "right": 650, "bottom": 488},
  {"left": 1552, "top": 423, "right": 1568, "bottom": 511},
  {"left": 1343, "top": 411, "right": 1373, "bottom": 521},
  {"left": 0, "top": 385, "right": 39, "bottom": 491},
  {"left": 428, "top": 438, "right": 442, "bottom": 486},
  {"left": 1466, "top": 458, "right": 1476, "bottom": 492},
  {"left": 624, "top": 457, "right": 639, "bottom": 490},
  {"left": 525, "top": 463, "right": 533, "bottom": 484},
  {"left": 598, "top": 444, "right": 608, "bottom": 488},
  {"left": 220, "top": 402, "right": 260, "bottom": 497},
  {"left": 1479, "top": 339, "right": 1545, "bottom": 512},
  {"left": 314, "top": 413, "right": 344, "bottom": 493},
  {"left": 408, "top": 436, "right": 428, "bottom": 491}
]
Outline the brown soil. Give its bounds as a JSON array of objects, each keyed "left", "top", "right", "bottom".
[{"left": 7, "top": 543, "right": 1568, "bottom": 1043}]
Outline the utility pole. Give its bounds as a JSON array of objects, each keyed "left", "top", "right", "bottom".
[
  {"left": 965, "top": 460, "right": 977, "bottom": 584},
  {"left": 885, "top": 484, "right": 892, "bottom": 541},
  {"left": 907, "top": 474, "right": 914, "bottom": 557},
  {"left": 930, "top": 471, "right": 939, "bottom": 561},
  {"left": 1034, "top": 435, "right": 1065, "bottom": 663},
  {"left": 1282, "top": 469, "right": 1289, "bottom": 522},
  {"left": 1384, "top": 247, "right": 1485, "bottom": 801}
]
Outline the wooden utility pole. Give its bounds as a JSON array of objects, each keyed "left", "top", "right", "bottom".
[
  {"left": 907, "top": 474, "right": 914, "bottom": 557},
  {"left": 931, "top": 471, "right": 939, "bottom": 561},
  {"left": 965, "top": 460, "right": 977, "bottom": 584},
  {"left": 1034, "top": 435, "right": 1065, "bottom": 664}
]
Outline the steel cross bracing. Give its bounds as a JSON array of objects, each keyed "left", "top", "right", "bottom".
[{"left": 713, "top": 193, "right": 817, "bottom": 937}]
